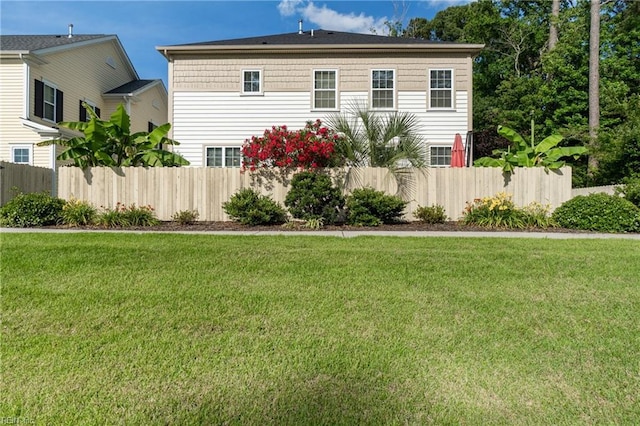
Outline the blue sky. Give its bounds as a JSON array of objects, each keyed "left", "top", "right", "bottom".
[{"left": 1, "top": 1, "right": 468, "bottom": 86}]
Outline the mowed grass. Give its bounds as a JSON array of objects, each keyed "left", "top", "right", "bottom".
[{"left": 1, "top": 233, "right": 639, "bottom": 425}]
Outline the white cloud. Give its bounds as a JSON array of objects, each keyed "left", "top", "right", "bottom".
[
  {"left": 277, "top": 0, "right": 389, "bottom": 34},
  {"left": 278, "top": 0, "right": 304, "bottom": 17}
]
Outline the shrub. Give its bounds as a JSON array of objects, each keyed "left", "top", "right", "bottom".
[
  {"left": 172, "top": 209, "right": 199, "bottom": 225},
  {"left": 346, "top": 187, "right": 407, "bottom": 226},
  {"left": 284, "top": 171, "right": 344, "bottom": 224},
  {"left": 614, "top": 177, "right": 640, "bottom": 208},
  {"left": 462, "top": 192, "right": 530, "bottom": 229},
  {"left": 552, "top": 193, "right": 640, "bottom": 233},
  {"left": 413, "top": 204, "right": 447, "bottom": 224},
  {"left": 95, "top": 203, "right": 159, "bottom": 228},
  {"left": 223, "top": 188, "right": 287, "bottom": 226},
  {"left": 0, "top": 191, "right": 65, "bottom": 227},
  {"left": 61, "top": 198, "right": 97, "bottom": 226}
]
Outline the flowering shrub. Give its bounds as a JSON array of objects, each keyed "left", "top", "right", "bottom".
[
  {"left": 242, "top": 120, "right": 340, "bottom": 171},
  {"left": 462, "top": 192, "right": 555, "bottom": 229}
]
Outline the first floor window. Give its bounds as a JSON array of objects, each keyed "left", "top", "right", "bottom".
[
  {"left": 206, "top": 147, "right": 241, "bottom": 167},
  {"left": 429, "top": 69, "right": 453, "bottom": 109},
  {"left": 313, "top": 70, "right": 337, "bottom": 109},
  {"left": 11, "top": 146, "right": 31, "bottom": 164},
  {"left": 430, "top": 146, "right": 451, "bottom": 167},
  {"left": 242, "top": 70, "right": 262, "bottom": 94},
  {"left": 371, "top": 69, "right": 395, "bottom": 109}
]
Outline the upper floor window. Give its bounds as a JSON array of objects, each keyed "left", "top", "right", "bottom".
[
  {"left": 34, "top": 79, "right": 63, "bottom": 123},
  {"left": 206, "top": 146, "right": 242, "bottom": 168},
  {"left": 429, "top": 145, "right": 452, "bottom": 167},
  {"left": 242, "top": 70, "right": 262, "bottom": 95},
  {"left": 11, "top": 146, "right": 32, "bottom": 165},
  {"left": 313, "top": 70, "right": 337, "bottom": 110},
  {"left": 371, "top": 69, "right": 395, "bottom": 109},
  {"left": 429, "top": 69, "right": 454, "bottom": 109},
  {"left": 79, "top": 100, "right": 100, "bottom": 122}
]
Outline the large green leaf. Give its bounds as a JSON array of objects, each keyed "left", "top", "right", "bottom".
[
  {"left": 497, "top": 125, "right": 528, "bottom": 150},
  {"left": 534, "top": 134, "right": 564, "bottom": 154},
  {"left": 109, "top": 104, "right": 131, "bottom": 135}
]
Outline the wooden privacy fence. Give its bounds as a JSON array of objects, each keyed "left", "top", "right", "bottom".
[
  {"left": 57, "top": 166, "right": 572, "bottom": 221},
  {"left": 0, "top": 161, "right": 54, "bottom": 206}
]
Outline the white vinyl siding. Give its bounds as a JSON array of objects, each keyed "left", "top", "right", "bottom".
[
  {"left": 429, "top": 69, "right": 454, "bottom": 109},
  {"left": 172, "top": 91, "right": 469, "bottom": 167},
  {"left": 371, "top": 69, "right": 395, "bottom": 110},
  {"left": 313, "top": 70, "right": 337, "bottom": 110}
]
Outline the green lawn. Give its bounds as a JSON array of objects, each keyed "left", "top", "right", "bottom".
[{"left": 2, "top": 233, "right": 639, "bottom": 424}]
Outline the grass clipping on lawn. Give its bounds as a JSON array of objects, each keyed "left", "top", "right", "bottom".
[{"left": 2, "top": 234, "right": 639, "bottom": 424}]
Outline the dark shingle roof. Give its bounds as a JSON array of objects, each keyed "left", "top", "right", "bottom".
[
  {"left": 174, "top": 30, "right": 446, "bottom": 47},
  {"left": 104, "top": 79, "right": 160, "bottom": 95},
  {"left": 0, "top": 34, "right": 110, "bottom": 52}
]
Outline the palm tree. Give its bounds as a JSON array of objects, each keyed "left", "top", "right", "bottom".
[{"left": 325, "top": 100, "right": 426, "bottom": 199}]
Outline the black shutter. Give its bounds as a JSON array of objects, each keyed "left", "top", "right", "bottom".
[
  {"left": 79, "top": 100, "right": 87, "bottom": 121},
  {"left": 55, "top": 90, "right": 64, "bottom": 123},
  {"left": 148, "top": 121, "right": 154, "bottom": 132},
  {"left": 95, "top": 107, "right": 101, "bottom": 118},
  {"left": 34, "top": 80, "right": 44, "bottom": 118}
]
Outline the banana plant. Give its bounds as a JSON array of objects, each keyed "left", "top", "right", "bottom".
[
  {"left": 38, "top": 103, "right": 189, "bottom": 168},
  {"left": 474, "top": 125, "right": 587, "bottom": 173}
]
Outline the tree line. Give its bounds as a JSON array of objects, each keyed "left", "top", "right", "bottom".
[{"left": 399, "top": 0, "right": 639, "bottom": 186}]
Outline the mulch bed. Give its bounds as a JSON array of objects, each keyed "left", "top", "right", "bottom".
[{"left": 45, "top": 221, "right": 591, "bottom": 233}]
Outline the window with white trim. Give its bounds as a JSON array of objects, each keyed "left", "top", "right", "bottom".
[
  {"left": 371, "top": 69, "right": 395, "bottom": 109},
  {"left": 313, "top": 70, "right": 337, "bottom": 110},
  {"left": 43, "top": 82, "right": 56, "bottom": 121},
  {"left": 429, "top": 69, "right": 454, "bottom": 109},
  {"left": 206, "top": 147, "right": 242, "bottom": 168},
  {"left": 11, "top": 146, "right": 32, "bottom": 165},
  {"left": 430, "top": 145, "right": 452, "bottom": 167},
  {"left": 35, "top": 79, "right": 63, "bottom": 123},
  {"left": 242, "top": 70, "right": 262, "bottom": 94}
]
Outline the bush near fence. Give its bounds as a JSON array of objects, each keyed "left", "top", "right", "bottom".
[
  {"left": 0, "top": 161, "right": 54, "bottom": 206},
  {"left": 57, "top": 166, "right": 573, "bottom": 222}
]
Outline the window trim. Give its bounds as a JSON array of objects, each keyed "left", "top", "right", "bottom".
[
  {"left": 241, "top": 69, "right": 263, "bottom": 96},
  {"left": 429, "top": 145, "right": 452, "bottom": 167},
  {"left": 312, "top": 69, "right": 339, "bottom": 111},
  {"left": 205, "top": 146, "right": 242, "bottom": 168},
  {"left": 11, "top": 145, "right": 32, "bottom": 165},
  {"left": 428, "top": 68, "right": 455, "bottom": 110},
  {"left": 370, "top": 68, "right": 396, "bottom": 111},
  {"left": 80, "top": 99, "right": 99, "bottom": 122}
]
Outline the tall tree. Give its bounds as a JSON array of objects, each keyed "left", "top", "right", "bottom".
[
  {"left": 588, "top": 0, "right": 601, "bottom": 175},
  {"left": 549, "top": 0, "right": 560, "bottom": 50}
]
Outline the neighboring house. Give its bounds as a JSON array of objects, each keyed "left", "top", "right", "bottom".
[
  {"left": 0, "top": 28, "right": 167, "bottom": 169},
  {"left": 157, "top": 29, "right": 483, "bottom": 168}
]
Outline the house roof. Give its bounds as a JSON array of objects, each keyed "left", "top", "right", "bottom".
[
  {"left": 175, "top": 30, "right": 449, "bottom": 47},
  {"left": 104, "top": 79, "right": 166, "bottom": 96},
  {"left": 157, "top": 30, "right": 484, "bottom": 59},
  {"left": 0, "top": 34, "right": 109, "bottom": 52}
]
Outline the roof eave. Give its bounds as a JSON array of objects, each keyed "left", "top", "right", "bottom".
[{"left": 157, "top": 43, "right": 485, "bottom": 60}]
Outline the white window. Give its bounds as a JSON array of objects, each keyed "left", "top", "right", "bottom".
[
  {"left": 11, "top": 146, "right": 32, "bottom": 165},
  {"left": 43, "top": 82, "right": 57, "bottom": 121},
  {"left": 371, "top": 69, "right": 395, "bottom": 109},
  {"left": 429, "top": 69, "right": 454, "bottom": 109},
  {"left": 313, "top": 70, "right": 337, "bottom": 110},
  {"left": 242, "top": 70, "right": 262, "bottom": 95},
  {"left": 430, "top": 145, "right": 452, "bottom": 167},
  {"left": 206, "top": 147, "right": 242, "bottom": 168}
]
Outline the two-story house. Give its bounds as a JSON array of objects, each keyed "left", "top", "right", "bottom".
[
  {"left": 157, "top": 29, "right": 483, "bottom": 168},
  {"left": 0, "top": 28, "right": 168, "bottom": 169}
]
